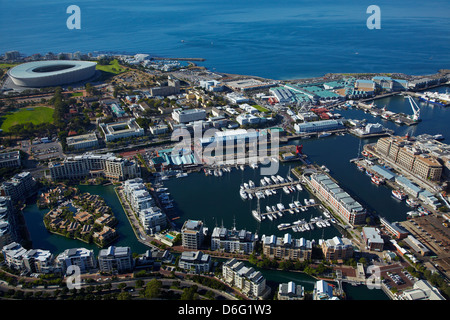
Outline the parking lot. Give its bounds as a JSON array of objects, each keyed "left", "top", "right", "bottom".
[
  {"left": 31, "top": 141, "right": 63, "bottom": 161},
  {"left": 378, "top": 263, "right": 415, "bottom": 292}
]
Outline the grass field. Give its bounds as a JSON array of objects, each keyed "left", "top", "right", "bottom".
[
  {"left": 0, "top": 106, "right": 54, "bottom": 132},
  {"left": 95, "top": 59, "right": 126, "bottom": 74},
  {"left": 0, "top": 63, "right": 19, "bottom": 70}
]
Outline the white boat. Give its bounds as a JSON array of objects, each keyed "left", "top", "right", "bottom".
[
  {"left": 244, "top": 183, "right": 249, "bottom": 189},
  {"left": 287, "top": 176, "right": 294, "bottom": 182},
  {"left": 289, "top": 209, "right": 295, "bottom": 214},
  {"left": 278, "top": 223, "right": 290, "bottom": 230},
  {"left": 248, "top": 193, "right": 253, "bottom": 200},
  {"left": 271, "top": 189, "right": 277, "bottom": 195},
  {"left": 252, "top": 210, "right": 261, "bottom": 222},
  {"left": 249, "top": 180, "right": 255, "bottom": 188},
  {"left": 272, "top": 213, "right": 278, "bottom": 219},
  {"left": 264, "top": 177, "right": 272, "bottom": 185},
  {"left": 289, "top": 203, "right": 296, "bottom": 209},
  {"left": 316, "top": 221, "right": 323, "bottom": 228},
  {"left": 267, "top": 214, "right": 273, "bottom": 221},
  {"left": 294, "top": 201, "right": 301, "bottom": 207},
  {"left": 304, "top": 223, "right": 310, "bottom": 231},
  {"left": 294, "top": 207, "right": 300, "bottom": 213},
  {"left": 266, "top": 206, "right": 272, "bottom": 212},
  {"left": 277, "top": 203, "right": 285, "bottom": 211},
  {"left": 325, "top": 220, "right": 331, "bottom": 227},
  {"left": 323, "top": 211, "right": 330, "bottom": 218},
  {"left": 283, "top": 186, "right": 291, "bottom": 194},
  {"left": 296, "top": 184, "right": 303, "bottom": 191},
  {"left": 176, "top": 172, "right": 188, "bottom": 178},
  {"left": 276, "top": 175, "right": 285, "bottom": 183},
  {"left": 271, "top": 206, "right": 277, "bottom": 212},
  {"left": 309, "top": 199, "right": 315, "bottom": 205},
  {"left": 304, "top": 200, "right": 309, "bottom": 206},
  {"left": 309, "top": 223, "right": 315, "bottom": 230},
  {"left": 265, "top": 190, "right": 272, "bottom": 196},
  {"left": 240, "top": 190, "right": 248, "bottom": 200},
  {"left": 277, "top": 211, "right": 283, "bottom": 217},
  {"left": 260, "top": 179, "right": 267, "bottom": 186},
  {"left": 271, "top": 176, "right": 279, "bottom": 184},
  {"left": 318, "top": 132, "right": 332, "bottom": 138}
]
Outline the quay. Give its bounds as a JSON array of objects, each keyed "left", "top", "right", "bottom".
[{"left": 242, "top": 179, "right": 303, "bottom": 195}]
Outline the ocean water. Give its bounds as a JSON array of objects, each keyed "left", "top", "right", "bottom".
[{"left": 1, "top": 0, "right": 449, "bottom": 79}]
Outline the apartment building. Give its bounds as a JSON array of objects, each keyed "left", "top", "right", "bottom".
[
  {"left": 0, "top": 171, "right": 36, "bottom": 203},
  {"left": 261, "top": 233, "right": 312, "bottom": 261},
  {"left": 2, "top": 242, "right": 28, "bottom": 270},
  {"left": 48, "top": 152, "right": 140, "bottom": 182},
  {"left": 309, "top": 173, "right": 366, "bottom": 225},
  {"left": 97, "top": 246, "right": 134, "bottom": 273},
  {"left": 66, "top": 133, "right": 99, "bottom": 150},
  {"left": 362, "top": 227, "right": 384, "bottom": 251},
  {"left": 278, "top": 281, "right": 305, "bottom": 300},
  {"left": 181, "top": 220, "right": 204, "bottom": 250},
  {"left": 211, "top": 227, "right": 256, "bottom": 254},
  {"left": 139, "top": 207, "right": 167, "bottom": 234},
  {"left": 222, "top": 258, "right": 268, "bottom": 298},
  {"left": 321, "top": 236, "right": 354, "bottom": 261},
  {"left": 99, "top": 118, "right": 145, "bottom": 142},
  {"left": 55, "top": 247, "right": 97, "bottom": 274},
  {"left": 23, "top": 249, "right": 55, "bottom": 274},
  {"left": 172, "top": 108, "right": 206, "bottom": 124},
  {"left": 178, "top": 251, "right": 211, "bottom": 274}
]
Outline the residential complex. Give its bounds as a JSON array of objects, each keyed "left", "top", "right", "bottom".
[
  {"left": 321, "top": 236, "right": 354, "bottom": 261},
  {"left": 222, "top": 258, "right": 269, "bottom": 299},
  {"left": 277, "top": 281, "right": 305, "bottom": 300},
  {"left": 97, "top": 246, "right": 134, "bottom": 273},
  {"left": 211, "top": 227, "right": 256, "bottom": 254},
  {"left": 48, "top": 152, "right": 141, "bottom": 182},
  {"left": 0, "top": 171, "right": 36, "bottom": 203},
  {"left": 171, "top": 108, "right": 206, "bottom": 124},
  {"left": 181, "top": 220, "right": 204, "bottom": 250},
  {"left": 261, "top": 233, "right": 312, "bottom": 261},
  {"left": 178, "top": 251, "right": 211, "bottom": 274},
  {"left": 308, "top": 173, "right": 366, "bottom": 225}
]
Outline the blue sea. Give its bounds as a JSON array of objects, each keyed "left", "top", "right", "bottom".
[{"left": 1, "top": 0, "right": 449, "bottom": 79}]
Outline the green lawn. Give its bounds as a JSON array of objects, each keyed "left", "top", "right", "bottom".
[
  {"left": 252, "top": 104, "right": 270, "bottom": 113},
  {"left": 0, "top": 106, "right": 54, "bottom": 132},
  {"left": 95, "top": 59, "right": 126, "bottom": 74}
]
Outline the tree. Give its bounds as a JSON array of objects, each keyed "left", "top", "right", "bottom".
[{"left": 144, "top": 279, "right": 162, "bottom": 299}]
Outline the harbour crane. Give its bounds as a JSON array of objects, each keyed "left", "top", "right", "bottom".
[{"left": 407, "top": 95, "right": 420, "bottom": 121}]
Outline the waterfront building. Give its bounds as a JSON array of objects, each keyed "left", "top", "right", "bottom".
[
  {"left": 211, "top": 227, "right": 256, "bottom": 254},
  {"left": 139, "top": 207, "right": 167, "bottom": 234},
  {"left": 55, "top": 248, "right": 97, "bottom": 274},
  {"left": 0, "top": 151, "right": 21, "bottom": 168},
  {"left": 375, "top": 136, "right": 443, "bottom": 182},
  {"left": 222, "top": 258, "right": 269, "bottom": 299},
  {"left": 48, "top": 152, "right": 141, "bottom": 182},
  {"left": 197, "top": 128, "right": 260, "bottom": 148},
  {"left": 99, "top": 118, "right": 145, "bottom": 142},
  {"left": 277, "top": 281, "right": 305, "bottom": 300},
  {"left": 0, "top": 197, "right": 15, "bottom": 248},
  {"left": 172, "top": 108, "right": 206, "bottom": 124},
  {"left": 123, "top": 178, "right": 155, "bottom": 213},
  {"left": 294, "top": 120, "right": 344, "bottom": 134},
  {"left": 261, "top": 233, "right": 312, "bottom": 261},
  {"left": 23, "top": 249, "right": 55, "bottom": 274},
  {"left": 181, "top": 220, "right": 204, "bottom": 250},
  {"left": 178, "top": 251, "right": 211, "bottom": 274},
  {"left": 313, "top": 280, "right": 338, "bottom": 300},
  {"left": 199, "top": 80, "right": 225, "bottom": 92},
  {"left": 2, "top": 242, "right": 27, "bottom": 271},
  {"left": 97, "top": 246, "right": 134, "bottom": 273},
  {"left": 309, "top": 173, "right": 366, "bottom": 225},
  {"left": 0, "top": 171, "right": 36, "bottom": 203},
  {"left": 297, "top": 111, "right": 319, "bottom": 122},
  {"left": 66, "top": 133, "right": 99, "bottom": 150},
  {"left": 361, "top": 227, "right": 384, "bottom": 252},
  {"left": 397, "top": 279, "right": 445, "bottom": 300},
  {"left": 321, "top": 236, "right": 354, "bottom": 261},
  {"left": 379, "top": 217, "right": 409, "bottom": 240},
  {"left": 269, "top": 87, "right": 296, "bottom": 104}
]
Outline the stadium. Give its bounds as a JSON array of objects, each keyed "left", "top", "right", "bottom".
[{"left": 7, "top": 60, "right": 97, "bottom": 87}]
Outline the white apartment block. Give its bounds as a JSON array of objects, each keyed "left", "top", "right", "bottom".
[
  {"left": 211, "top": 227, "right": 256, "bottom": 254},
  {"left": 97, "top": 246, "right": 134, "bottom": 273},
  {"left": 139, "top": 207, "right": 167, "bottom": 234},
  {"left": 222, "top": 258, "right": 268, "bottom": 298},
  {"left": 56, "top": 247, "right": 97, "bottom": 274},
  {"left": 178, "top": 251, "right": 211, "bottom": 274},
  {"left": 2, "top": 242, "right": 28, "bottom": 270},
  {"left": 48, "top": 152, "right": 140, "bottom": 182}
]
